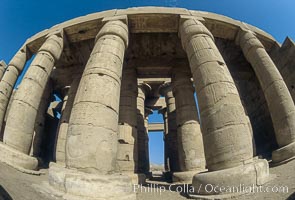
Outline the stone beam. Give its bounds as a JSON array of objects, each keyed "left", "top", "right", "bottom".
[
  {"left": 148, "top": 123, "right": 164, "bottom": 132},
  {"left": 24, "top": 8, "right": 276, "bottom": 55}
]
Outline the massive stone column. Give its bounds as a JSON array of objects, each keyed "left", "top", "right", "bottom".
[
  {"left": 117, "top": 66, "right": 145, "bottom": 183},
  {"left": 0, "top": 31, "right": 64, "bottom": 172},
  {"left": 144, "top": 107, "right": 153, "bottom": 177},
  {"left": 158, "top": 107, "right": 170, "bottom": 174},
  {"left": 171, "top": 68, "right": 206, "bottom": 183},
  {"left": 65, "top": 19, "right": 127, "bottom": 172},
  {"left": 54, "top": 76, "right": 80, "bottom": 165},
  {"left": 0, "top": 45, "right": 30, "bottom": 135},
  {"left": 48, "top": 19, "right": 135, "bottom": 200},
  {"left": 238, "top": 29, "right": 295, "bottom": 164},
  {"left": 4, "top": 32, "right": 64, "bottom": 153},
  {"left": 0, "top": 60, "right": 6, "bottom": 80},
  {"left": 30, "top": 81, "right": 52, "bottom": 158},
  {"left": 137, "top": 83, "right": 151, "bottom": 175},
  {"left": 159, "top": 83, "right": 180, "bottom": 173},
  {"left": 179, "top": 17, "right": 269, "bottom": 195}
]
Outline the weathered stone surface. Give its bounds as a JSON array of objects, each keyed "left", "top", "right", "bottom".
[
  {"left": 30, "top": 81, "right": 52, "bottom": 157},
  {"left": 0, "top": 46, "right": 29, "bottom": 135},
  {"left": 1, "top": 7, "right": 293, "bottom": 200},
  {"left": 66, "top": 20, "right": 128, "bottom": 174},
  {"left": 172, "top": 68, "right": 205, "bottom": 174},
  {"left": 117, "top": 66, "right": 140, "bottom": 181},
  {"left": 4, "top": 33, "right": 64, "bottom": 155},
  {"left": 158, "top": 107, "right": 170, "bottom": 172},
  {"left": 55, "top": 76, "right": 80, "bottom": 165},
  {"left": 179, "top": 17, "right": 269, "bottom": 194},
  {"left": 191, "top": 158, "right": 269, "bottom": 195},
  {"left": 238, "top": 30, "right": 295, "bottom": 163},
  {"left": 137, "top": 83, "right": 151, "bottom": 174},
  {"left": 0, "top": 142, "right": 38, "bottom": 172},
  {"left": 45, "top": 163, "right": 136, "bottom": 200},
  {"left": 159, "top": 83, "right": 180, "bottom": 172}
]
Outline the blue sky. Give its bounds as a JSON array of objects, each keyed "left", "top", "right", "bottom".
[{"left": 1, "top": 0, "right": 295, "bottom": 164}]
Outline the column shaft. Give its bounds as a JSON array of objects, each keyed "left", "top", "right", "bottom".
[
  {"left": 117, "top": 67, "right": 138, "bottom": 172},
  {"left": 55, "top": 77, "right": 80, "bottom": 165},
  {"left": 179, "top": 18, "right": 269, "bottom": 194},
  {"left": 159, "top": 83, "right": 180, "bottom": 172},
  {"left": 30, "top": 81, "right": 52, "bottom": 157},
  {"left": 180, "top": 19, "right": 253, "bottom": 171},
  {"left": 238, "top": 30, "right": 295, "bottom": 163},
  {"left": 4, "top": 33, "right": 64, "bottom": 154},
  {"left": 0, "top": 46, "right": 29, "bottom": 134},
  {"left": 65, "top": 20, "right": 128, "bottom": 174},
  {"left": 136, "top": 83, "right": 151, "bottom": 174},
  {"left": 144, "top": 107, "right": 153, "bottom": 174},
  {"left": 158, "top": 108, "right": 170, "bottom": 172},
  {"left": 172, "top": 69, "right": 205, "bottom": 172}
]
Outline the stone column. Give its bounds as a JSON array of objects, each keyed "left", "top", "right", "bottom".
[
  {"left": 54, "top": 76, "right": 80, "bottom": 165},
  {"left": 144, "top": 107, "right": 153, "bottom": 177},
  {"left": 30, "top": 81, "right": 52, "bottom": 158},
  {"left": 65, "top": 19, "right": 128, "bottom": 174},
  {"left": 238, "top": 29, "right": 295, "bottom": 164},
  {"left": 0, "top": 32, "right": 64, "bottom": 172},
  {"left": 0, "top": 45, "right": 30, "bottom": 134},
  {"left": 179, "top": 17, "right": 269, "bottom": 195},
  {"left": 158, "top": 107, "right": 169, "bottom": 173},
  {"left": 50, "top": 19, "right": 135, "bottom": 200},
  {"left": 136, "top": 83, "right": 151, "bottom": 175},
  {"left": 0, "top": 60, "right": 7, "bottom": 80},
  {"left": 171, "top": 68, "right": 206, "bottom": 183},
  {"left": 117, "top": 66, "right": 144, "bottom": 183},
  {"left": 4, "top": 32, "right": 64, "bottom": 153},
  {"left": 159, "top": 83, "right": 180, "bottom": 173}
]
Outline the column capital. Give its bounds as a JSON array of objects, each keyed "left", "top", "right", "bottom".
[
  {"left": 95, "top": 19, "right": 129, "bottom": 47},
  {"left": 179, "top": 17, "right": 214, "bottom": 51},
  {"left": 102, "top": 15, "right": 128, "bottom": 25},
  {"left": 138, "top": 83, "right": 151, "bottom": 96},
  {"left": 60, "top": 86, "right": 71, "bottom": 99},
  {"left": 9, "top": 45, "right": 31, "bottom": 72},
  {"left": 144, "top": 107, "right": 153, "bottom": 118},
  {"left": 236, "top": 29, "right": 264, "bottom": 58},
  {"left": 158, "top": 107, "right": 167, "bottom": 116},
  {"left": 171, "top": 67, "right": 194, "bottom": 94},
  {"left": 39, "top": 31, "right": 65, "bottom": 61},
  {"left": 159, "top": 82, "right": 172, "bottom": 97},
  {"left": 0, "top": 60, "right": 7, "bottom": 69}
]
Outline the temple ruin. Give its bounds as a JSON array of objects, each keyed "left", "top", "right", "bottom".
[{"left": 0, "top": 7, "right": 294, "bottom": 200}]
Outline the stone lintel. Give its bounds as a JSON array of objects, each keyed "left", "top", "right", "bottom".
[
  {"left": 145, "top": 97, "right": 166, "bottom": 110},
  {"left": 23, "top": 7, "right": 277, "bottom": 55},
  {"left": 179, "top": 14, "right": 205, "bottom": 23},
  {"left": 148, "top": 123, "right": 164, "bottom": 132},
  {"left": 102, "top": 14, "right": 128, "bottom": 24}
]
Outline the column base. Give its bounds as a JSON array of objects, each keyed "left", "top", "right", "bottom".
[
  {"left": 272, "top": 141, "right": 295, "bottom": 165},
  {"left": 37, "top": 163, "right": 136, "bottom": 200},
  {"left": 124, "top": 172, "right": 146, "bottom": 184},
  {"left": 191, "top": 158, "right": 269, "bottom": 196},
  {"left": 0, "top": 142, "right": 40, "bottom": 174},
  {"left": 172, "top": 169, "right": 207, "bottom": 183}
]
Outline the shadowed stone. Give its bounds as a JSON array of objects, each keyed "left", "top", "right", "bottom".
[{"left": 179, "top": 17, "right": 269, "bottom": 195}]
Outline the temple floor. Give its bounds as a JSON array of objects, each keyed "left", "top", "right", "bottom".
[{"left": 0, "top": 160, "right": 294, "bottom": 200}]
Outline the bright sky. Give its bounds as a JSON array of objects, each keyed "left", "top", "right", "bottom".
[{"left": 1, "top": 0, "right": 295, "bottom": 164}]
